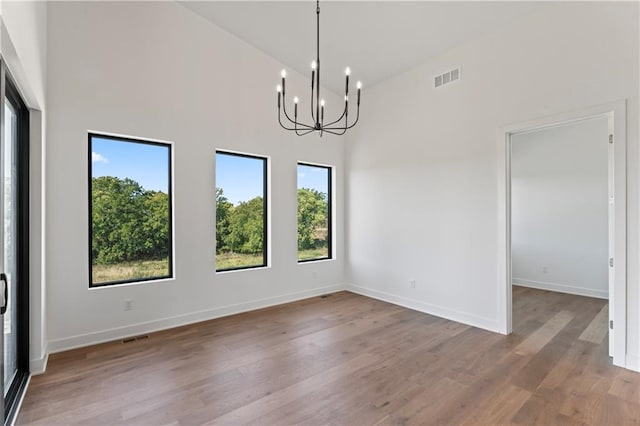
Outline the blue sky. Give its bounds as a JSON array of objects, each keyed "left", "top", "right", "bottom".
[
  {"left": 92, "top": 137, "right": 169, "bottom": 193},
  {"left": 216, "top": 153, "right": 265, "bottom": 205},
  {"left": 216, "top": 154, "right": 329, "bottom": 205},
  {"left": 91, "top": 142, "right": 329, "bottom": 203},
  {"left": 297, "top": 164, "right": 329, "bottom": 194}
]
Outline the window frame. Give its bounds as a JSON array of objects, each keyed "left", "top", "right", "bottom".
[
  {"left": 297, "top": 162, "right": 333, "bottom": 263},
  {"left": 215, "top": 150, "right": 269, "bottom": 273},
  {"left": 88, "top": 132, "right": 174, "bottom": 288}
]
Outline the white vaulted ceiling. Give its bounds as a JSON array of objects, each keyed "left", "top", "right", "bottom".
[{"left": 179, "top": 1, "right": 546, "bottom": 94}]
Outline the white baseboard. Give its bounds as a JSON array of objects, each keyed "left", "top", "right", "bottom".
[
  {"left": 29, "top": 350, "right": 48, "bottom": 375},
  {"left": 627, "top": 353, "right": 640, "bottom": 372},
  {"left": 513, "top": 278, "right": 608, "bottom": 299},
  {"left": 345, "top": 283, "right": 501, "bottom": 333},
  {"left": 48, "top": 283, "right": 346, "bottom": 355}
]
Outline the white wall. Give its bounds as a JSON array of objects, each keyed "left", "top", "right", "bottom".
[
  {"left": 346, "top": 2, "right": 640, "bottom": 369},
  {"left": 1, "top": 0, "right": 46, "bottom": 108},
  {"left": 511, "top": 118, "right": 609, "bottom": 299},
  {"left": 0, "top": 0, "right": 47, "bottom": 373},
  {"left": 45, "top": 1, "right": 345, "bottom": 353}
]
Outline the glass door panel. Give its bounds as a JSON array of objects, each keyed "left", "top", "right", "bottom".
[{"left": 2, "top": 99, "right": 17, "bottom": 396}]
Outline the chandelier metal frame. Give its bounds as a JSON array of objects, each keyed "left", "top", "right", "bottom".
[{"left": 276, "top": 0, "right": 361, "bottom": 137}]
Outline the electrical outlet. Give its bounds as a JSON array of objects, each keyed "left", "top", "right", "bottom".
[
  {"left": 542, "top": 266, "right": 549, "bottom": 274},
  {"left": 410, "top": 279, "right": 416, "bottom": 288},
  {"left": 124, "top": 299, "right": 133, "bottom": 311}
]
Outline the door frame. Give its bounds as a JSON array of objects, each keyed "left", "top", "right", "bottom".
[
  {"left": 0, "top": 58, "right": 31, "bottom": 425},
  {"left": 497, "top": 100, "right": 627, "bottom": 368}
]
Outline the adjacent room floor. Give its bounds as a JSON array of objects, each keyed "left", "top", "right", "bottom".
[{"left": 17, "top": 288, "right": 639, "bottom": 425}]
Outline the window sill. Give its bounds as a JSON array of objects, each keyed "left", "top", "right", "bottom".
[
  {"left": 216, "top": 265, "right": 271, "bottom": 275},
  {"left": 89, "top": 276, "right": 175, "bottom": 290},
  {"left": 297, "top": 258, "right": 334, "bottom": 265}
]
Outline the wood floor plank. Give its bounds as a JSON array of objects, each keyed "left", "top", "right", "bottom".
[
  {"left": 514, "top": 310, "right": 575, "bottom": 356},
  {"left": 200, "top": 352, "right": 381, "bottom": 425},
  {"left": 579, "top": 303, "right": 609, "bottom": 344},
  {"left": 382, "top": 376, "right": 467, "bottom": 426},
  {"left": 461, "top": 384, "right": 531, "bottom": 425},
  {"left": 608, "top": 369, "right": 640, "bottom": 406},
  {"left": 17, "top": 290, "right": 638, "bottom": 426}
]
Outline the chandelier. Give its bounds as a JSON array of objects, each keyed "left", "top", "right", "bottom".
[{"left": 276, "top": 0, "right": 361, "bottom": 137}]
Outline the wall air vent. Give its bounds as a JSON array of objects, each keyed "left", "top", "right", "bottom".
[
  {"left": 434, "top": 68, "right": 460, "bottom": 88},
  {"left": 122, "top": 335, "right": 149, "bottom": 344}
]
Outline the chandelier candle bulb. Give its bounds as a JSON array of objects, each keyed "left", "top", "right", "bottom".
[
  {"left": 281, "top": 69, "right": 286, "bottom": 94},
  {"left": 276, "top": 85, "right": 282, "bottom": 107},
  {"left": 345, "top": 67, "right": 351, "bottom": 95}
]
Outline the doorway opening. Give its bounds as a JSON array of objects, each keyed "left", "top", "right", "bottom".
[{"left": 498, "top": 101, "right": 627, "bottom": 368}]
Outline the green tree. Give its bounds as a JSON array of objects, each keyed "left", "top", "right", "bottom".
[
  {"left": 141, "top": 191, "right": 170, "bottom": 259},
  {"left": 92, "top": 176, "right": 169, "bottom": 265},
  {"left": 297, "top": 188, "right": 328, "bottom": 250},
  {"left": 216, "top": 188, "right": 233, "bottom": 253},
  {"left": 227, "top": 197, "right": 264, "bottom": 254}
]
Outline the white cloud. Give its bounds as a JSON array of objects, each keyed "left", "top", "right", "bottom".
[
  {"left": 297, "top": 172, "right": 305, "bottom": 179},
  {"left": 92, "top": 152, "right": 109, "bottom": 164}
]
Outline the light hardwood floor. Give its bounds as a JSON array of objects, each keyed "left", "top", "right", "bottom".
[{"left": 17, "top": 287, "right": 640, "bottom": 425}]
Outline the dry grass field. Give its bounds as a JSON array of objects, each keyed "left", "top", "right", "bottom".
[{"left": 92, "top": 259, "right": 170, "bottom": 284}]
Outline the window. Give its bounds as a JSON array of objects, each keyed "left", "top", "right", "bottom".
[
  {"left": 215, "top": 151, "right": 268, "bottom": 271},
  {"left": 89, "top": 134, "right": 173, "bottom": 287},
  {"left": 297, "top": 163, "right": 332, "bottom": 262}
]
